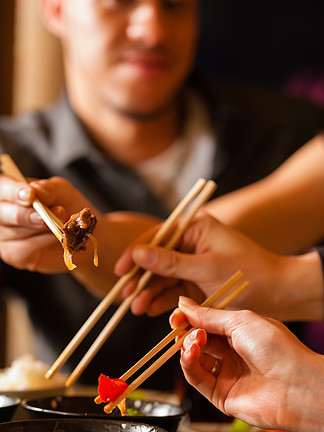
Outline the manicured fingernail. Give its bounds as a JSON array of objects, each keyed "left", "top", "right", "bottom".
[
  {"left": 187, "top": 329, "right": 198, "bottom": 342},
  {"left": 179, "top": 296, "right": 195, "bottom": 308},
  {"left": 186, "top": 343, "right": 194, "bottom": 354},
  {"left": 185, "top": 342, "right": 197, "bottom": 354},
  {"left": 30, "top": 212, "right": 43, "bottom": 225},
  {"left": 133, "top": 247, "right": 157, "bottom": 265},
  {"left": 169, "top": 311, "right": 176, "bottom": 325},
  {"left": 18, "top": 187, "right": 33, "bottom": 203},
  {"left": 169, "top": 309, "right": 180, "bottom": 329}
]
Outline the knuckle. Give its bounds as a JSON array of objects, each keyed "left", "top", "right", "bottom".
[
  {"left": 224, "top": 309, "right": 259, "bottom": 334},
  {"left": 163, "top": 249, "right": 180, "bottom": 276},
  {"left": 51, "top": 176, "right": 71, "bottom": 190}
]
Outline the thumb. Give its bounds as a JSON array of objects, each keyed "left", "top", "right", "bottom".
[{"left": 132, "top": 245, "right": 204, "bottom": 281}]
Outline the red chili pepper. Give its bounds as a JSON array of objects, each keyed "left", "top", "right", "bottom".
[{"left": 98, "top": 374, "right": 128, "bottom": 402}]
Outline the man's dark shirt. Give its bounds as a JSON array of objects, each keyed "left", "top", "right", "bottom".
[{"left": 1, "top": 76, "right": 324, "bottom": 420}]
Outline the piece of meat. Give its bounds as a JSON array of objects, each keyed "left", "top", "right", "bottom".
[
  {"left": 62, "top": 207, "right": 97, "bottom": 254},
  {"left": 61, "top": 207, "right": 98, "bottom": 270}
]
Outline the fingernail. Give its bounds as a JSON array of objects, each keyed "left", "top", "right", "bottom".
[
  {"left": 187, "top": 329, "right": 198, "bottom": 342},
  {"left": 169, "top": 311, "right": 176, "bottom": 327},
  {"left": 18, "top": 187, "right": 33, "bottom": 204},
  {"left": 30, "top": 212, "right": 44, "bottom": 225},
  {"left": 185, "top": 342, "right": 197, "bottom": 354},
  {"left": 133, "top": 247, "right": 157, "bottom": 266},
  {"left": 169, "top": 309, "right": 179, "bottom": 329},
  {"left": 179, "top": 296, "right": 195, "bottom": 309}
]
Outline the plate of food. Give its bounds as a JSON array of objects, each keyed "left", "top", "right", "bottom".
[
  {"left": 0, "top": 354, "right": 67, "bottom": 400},
  {"left": 21, "top": 395, "right": 187, "bottom": 432}
]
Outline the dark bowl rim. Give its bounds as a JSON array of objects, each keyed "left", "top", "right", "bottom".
[
  {"left": 0, "top": 417, "right": 168, "bottom": 431},
  {"left": 21, "top": 395, "right": 187, "bottom": 420}
]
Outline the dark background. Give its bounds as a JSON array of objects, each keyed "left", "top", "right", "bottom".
[
  {"left": 2, "top": 1, "right": 324, "bottom": 116},
  {"left": 197, "top": 0, "right": 324, "bottom": 103}
]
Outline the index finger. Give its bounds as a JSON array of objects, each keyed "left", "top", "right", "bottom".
[
  {"left": 0, "top": 174, "right": 35, "bottom": 206},
  {"left": 178, "top": 297, "right": 261, "bottom": 339}
]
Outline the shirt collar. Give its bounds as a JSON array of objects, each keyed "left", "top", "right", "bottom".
[
  {"left": 48, "top": 93, "right": 104, "bottom": 171},
  {"left": 47, "top": 81, "right": 229, "bottom": 181}
]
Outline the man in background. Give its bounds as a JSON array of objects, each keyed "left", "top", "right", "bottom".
[{"left": 0, "top": 0, "right": 323, "bottom": 420}]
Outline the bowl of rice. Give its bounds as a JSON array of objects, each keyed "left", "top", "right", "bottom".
[{"left": 0, "top": 354, "right": 67, "bottom": 400}]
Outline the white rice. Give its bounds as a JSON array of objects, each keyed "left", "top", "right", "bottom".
[{"left": 0, "top": 354, "right": 66, "bottom": 390}]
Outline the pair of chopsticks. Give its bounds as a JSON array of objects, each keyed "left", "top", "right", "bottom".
[
  {"left": 46, "top": 178, "right": 217, "bottom": 386},
  {"left": 0, "top": 154, "right": 64, "bottom": 241},
  {"left": 100, "top": 270, "right": 250, "bottom": 413}
]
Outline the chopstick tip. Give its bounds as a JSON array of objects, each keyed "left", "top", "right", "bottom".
[
  {"left": 104, "top": 403, "right": 114, "bottom": 414},
  {"left": 44, "top": 369, "right": 53, "bottom": 380}
]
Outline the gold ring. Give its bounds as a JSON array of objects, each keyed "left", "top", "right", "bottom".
[{"left": 210, "top": 359, "right": 220, "bottom": 376}]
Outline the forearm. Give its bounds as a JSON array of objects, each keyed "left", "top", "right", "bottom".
[
  {"left": 206, "top": 136, "right": 324, "bottom": 254},
  {"left": 273, "top": 250, "right": 324, "bottom": 322},
  {"left": 72, "top": 211, "right": 160, "bottom": 297},
  {"left": 282, "top": 351, "right": 324, "bottom": 432}
]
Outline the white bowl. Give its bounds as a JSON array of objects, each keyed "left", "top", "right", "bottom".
[{"left": 0, "top": 386, "right": 66, "bottom": 401}]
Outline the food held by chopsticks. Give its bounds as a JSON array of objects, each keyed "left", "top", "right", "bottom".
[
  {"left": 61, "top": 207, "right": 98, "bottom": 270},
  {"left": 94, "top": 374, "right": 128, "bottom": 416},
  {"left": 94, "top": 271, "right": 249, "bottom": 415},
  {"left": 0, "top": 154, "right": 98, "bottom": 272},
  {"left": 45, "top": 179, "right": 217, "bottom": 385}
]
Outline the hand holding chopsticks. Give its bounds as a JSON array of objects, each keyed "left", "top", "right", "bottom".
[
  {"left": 0, "top": 153, "right": 64, "bottom": 241},
  {"left": 0, "top": 154, "right": 98, "bottom": 271},
  {"left": 46, "top": 178, "right": 217, "bottom": 385},
  {"left": 97, "top": 269, "right": 250, "bottom": 414}
]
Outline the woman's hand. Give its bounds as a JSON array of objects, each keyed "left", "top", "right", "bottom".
[{"left": 172, "top": 297, "right": 324, "bottom": 432}]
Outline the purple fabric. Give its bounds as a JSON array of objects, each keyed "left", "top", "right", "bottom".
[
  {"left": 285, "top": 68, "right": 324, "bottom": 106},
  {"left": 305, "top": 322, "right": 324, "bottom": 354}
]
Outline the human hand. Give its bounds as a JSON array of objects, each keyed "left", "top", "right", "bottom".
[
  {"left": 171, "top": 297, "right": 323, "bottom": 431},
  {"left": 0, "top": 174, "right": 99, "bottom": 273},
  {"left": 115, "top": 213, "right": 281, "bottom": 318},
  {"left": 115, "top": 213, "right": 323, "bottom": 321}
]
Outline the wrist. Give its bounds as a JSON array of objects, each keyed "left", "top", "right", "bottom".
[
  {"left": 281, "top": 351, "right": 324, "bottom": 431},
  {"left": 273, "top": 251, "right": 323, "bottom": 321}
]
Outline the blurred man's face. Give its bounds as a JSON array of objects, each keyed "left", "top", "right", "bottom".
[{"left": 59, "top": 0, "right": 198, "bottom": 118}]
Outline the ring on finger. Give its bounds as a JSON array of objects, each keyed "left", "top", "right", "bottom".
[{"left": 210, "top": 358, "right": 221, "bottom": 376}]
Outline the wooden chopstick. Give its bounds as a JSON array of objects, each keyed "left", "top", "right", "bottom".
[
  {"left": 0, "top": 154, "right": 63, "bottom": 241},
  {"left": 118, "top": 270, "right": 244, "bottom": 383},
  {"left": 45, "top": 178, "right": 216, "bottom": 381},
  {"left": 64, "top": 180, "right": 217, "bottom": 387},
  {"left": 102, "top": 274, "right": 250, "bottom": 413}
]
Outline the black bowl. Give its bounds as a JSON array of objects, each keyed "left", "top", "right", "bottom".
[
  {"left": 0, "top": 395, "right": 21, "bottom": 423},
  {"left": 0, "top": 419, "right": 167, "bottom": 432},
  {"left": 21, "top": 396, "right": 187, "bottom": 432}
]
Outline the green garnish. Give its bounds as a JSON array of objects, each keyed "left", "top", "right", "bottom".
[
  {"left": 229, "top": 419, "right": 251, "bottom": 432},
  {"left": 126, "top": 408, "right": 145, "bottom": 416}
]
